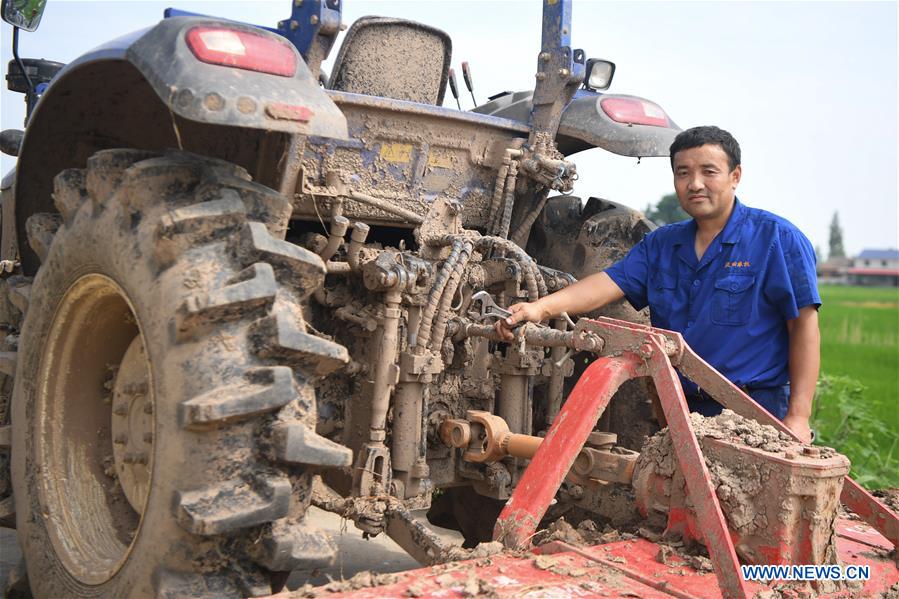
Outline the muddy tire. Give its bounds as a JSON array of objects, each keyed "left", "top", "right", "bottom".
[
  {"left": 528, "top": 195, "right": 659, "bottom": 450},
  {"left": 11, "top": 150, "right": 353, "bottom": 597},
  {"left": 0, "top": 274, "right": 29, "bottom": 529}
]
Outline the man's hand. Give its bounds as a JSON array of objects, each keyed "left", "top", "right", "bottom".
[
  {"left": 491, "top": 272, "right": 626, "bottom": 342},
  {"left": 782, "top": 412, "right": 812, "bottom": 444},
  {"left": 493, "top": 302, "right": 547, "bottom": 342}
]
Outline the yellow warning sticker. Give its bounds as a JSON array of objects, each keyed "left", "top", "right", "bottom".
[
  {"left": 380, "top": 142, "right": 413, "bottom": 163},
  {"left": 427, "top": 151, "right": 455, "bottom": 169}
]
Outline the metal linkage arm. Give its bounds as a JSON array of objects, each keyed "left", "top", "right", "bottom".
[{"left": 643, "top": 337, "right": 750, "bottom": 599}]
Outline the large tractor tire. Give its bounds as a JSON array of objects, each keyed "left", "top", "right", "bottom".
[
  {"left": 11, "top": 150, "right": 352, "bottom": 597},
  {"left": 527, "top": 195, "right": 659, "bottom": 451},
  {"left": 0, "top": 275, "right": 28, "bottom": 529}
]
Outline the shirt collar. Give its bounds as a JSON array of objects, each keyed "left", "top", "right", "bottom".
[
  {"left": 670, "top": 220, "right": 696, "bottom": 247},
  {"left": 720, "top": 198, "right": 746, "bottom": 245}
]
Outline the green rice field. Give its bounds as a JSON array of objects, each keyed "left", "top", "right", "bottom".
[{"left": 813, "top": 285, "right": 898, "bottom": 488}]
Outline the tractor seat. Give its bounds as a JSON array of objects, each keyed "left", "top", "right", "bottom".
[{"left": 329, "top": 16, "right": 451, "bottom": 106}]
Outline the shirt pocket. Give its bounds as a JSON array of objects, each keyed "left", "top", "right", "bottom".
[{"left": 711, "top": 274, "right": 756, "bottom": 326}]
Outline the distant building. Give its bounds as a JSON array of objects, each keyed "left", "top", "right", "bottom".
[
  {"left": 847, "top": 249, "right": 899, "bottom": 287},
  {"left": 817, "top": 256, "right": 850, "bottom": 284}
]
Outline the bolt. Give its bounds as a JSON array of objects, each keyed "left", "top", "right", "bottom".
[
  {"left": 535, "top": 72, "right": 546, "bottom": 81},
  {"left": 294, "top": 0, "right": 302, "bottom": 6},
  {"left": 126, "top": 452, "right": 148, "bottom": 465},
  {"left": 558, "top": 68, "right": 570, "bottom": 77},
  {"left": 309, "top": 15, "right": 319, "bottom": 25},
  {"left": 113, "top": 403, "right": 129, "bottom": 416},
  {"left": 114, "top": 433, "right": 128, "bottom": 445},
  {"left": 539, "top": 52, "right": 551, "bottom": 62},
  {"left": 290, "top": 19, "right": 299, "bottom": 30}
]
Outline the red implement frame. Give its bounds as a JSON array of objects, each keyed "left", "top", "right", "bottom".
[{"left": 492, "top": 317, "right": 899, "bottom": 599}]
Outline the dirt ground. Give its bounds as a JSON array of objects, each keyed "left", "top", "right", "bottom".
[{"left": 0, "top": 507, "right": 464, "bottom": 594}]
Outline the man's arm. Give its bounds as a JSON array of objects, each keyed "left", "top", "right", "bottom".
[
  {"left": 494, "top": 271, "right": 625, "bottom": 340},
  {"left": 783, "top": 306, "right": 820, "bottom": 443}
]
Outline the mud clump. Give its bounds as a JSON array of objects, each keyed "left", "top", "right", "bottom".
[
  {"left": 688, "top": 409, "right": 806, "bottom": 454},
  {"left": 873, "top": 489, "right": 899, "bottom": 513},
  {"left": 293, "top": 571, "right": 401, "bottom": 597},
  {"left": 635, "top": 410, "right": 848, "bottom": 566},
  {"left": 880, "top": 581, "right": 899, "bottom": 599},
  {"left": 532, "top": 516, "right": 635, "bottom": 548}
]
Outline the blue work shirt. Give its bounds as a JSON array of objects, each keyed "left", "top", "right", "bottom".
[{"left": 605, "top": 199, "right": 821, "bottom": 410}]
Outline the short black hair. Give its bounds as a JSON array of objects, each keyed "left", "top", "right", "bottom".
[{"left": 669, "top": 126, "right": 741, "bottom": 172}]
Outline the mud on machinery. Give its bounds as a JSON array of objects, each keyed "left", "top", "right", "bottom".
[{"left": 0, "top": 1, "right": 896, "bottom": 598}]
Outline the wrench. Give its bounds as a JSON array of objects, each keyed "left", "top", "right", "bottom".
[{"left": 471, "top": 291, "right": 514, "bottom": 323}]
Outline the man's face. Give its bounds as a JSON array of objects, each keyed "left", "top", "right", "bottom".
[{"left": 672, "top": 144, "right": 742, "bottom": 222}]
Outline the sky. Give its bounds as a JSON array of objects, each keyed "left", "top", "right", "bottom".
[{"left": 1, "top": 1, "right": 897, "bottom": 258}]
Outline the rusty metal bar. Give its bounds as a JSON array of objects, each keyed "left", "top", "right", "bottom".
[
  {"left": 456, "top": 320, "right": 603, "bottom": 352},
  {"left": 646, "top": 338, "right": 750, "bottom": 599},
  {"left": 492, "top": 353, "right": 642, "bottom": 549}
]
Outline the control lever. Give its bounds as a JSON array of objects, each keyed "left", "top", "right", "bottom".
[
  {"left": 447, "top": 67, "right": 461, "bottom": 110},
  {"left": 461, "top": 61, "right": 476, "bottom": 106}
]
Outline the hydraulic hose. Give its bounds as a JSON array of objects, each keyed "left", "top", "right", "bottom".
[
  {"left": 347, "top": 222, "right": 370, "bottom": 270},
  {"left": 428, "top": 240, "right": 474, "bottom": 351},
  {"left": 319, "top": 215, "right": 349, "bottom": 262},
  {"left": 510, "top": 189, "right": 551, "bottom": 248},
  {"left": 487, "top": 161, "right": 510, "bottom": 233},
  {"left": 495, "top": 160, "right": 520, "bottom": 239},
  {"left": 415, "top": 239, "right": 464, "bottom": 351},
  {"left": 476, "top": 236, "right": 546, "bottom": 301},
  {"left": 487, "top": 149, "right": 522, "bottom": 233}
]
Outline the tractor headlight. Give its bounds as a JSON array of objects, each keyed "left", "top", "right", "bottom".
[{"left": 585, "top": 59, "right": 616, "bottom": 91}]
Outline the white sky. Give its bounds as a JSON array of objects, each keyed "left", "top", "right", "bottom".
[{"left": 2, "top": 1, "right": 896, "bottom": 257}]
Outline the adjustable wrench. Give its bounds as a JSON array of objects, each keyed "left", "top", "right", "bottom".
[{"left": 471, "top": 291, "right": 513, "bottom": 323}]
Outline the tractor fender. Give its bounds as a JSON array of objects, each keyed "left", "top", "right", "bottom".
[
  {"left": 12, "top": 16, "right": 348, "bottom": 275},
  {"left": 474, "top": 90, "right": 680, "bottom": 157}
]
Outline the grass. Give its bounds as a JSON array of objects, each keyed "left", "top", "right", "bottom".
[{"left": 812, "top": 285, "right": 898, "bottom": 488}]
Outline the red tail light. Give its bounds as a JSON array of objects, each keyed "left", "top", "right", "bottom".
[
  {"left": 600, "top": 97, "right": 671, "bottom": 127},
  {"left": 186, "top": 27, "right": 297, "bottom": 77}
]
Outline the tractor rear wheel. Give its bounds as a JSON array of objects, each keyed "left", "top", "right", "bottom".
[{"left": 12, "top": 150, "right": 352, "bottom": 597}]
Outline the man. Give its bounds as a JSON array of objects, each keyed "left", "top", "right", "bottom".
[{"left": 497, "top": 126, "right": 820, "bottom": 442}]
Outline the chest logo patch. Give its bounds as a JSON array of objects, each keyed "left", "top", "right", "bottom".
[{"left": 725, "top": 261, "right": 751, "bottom": 268}]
